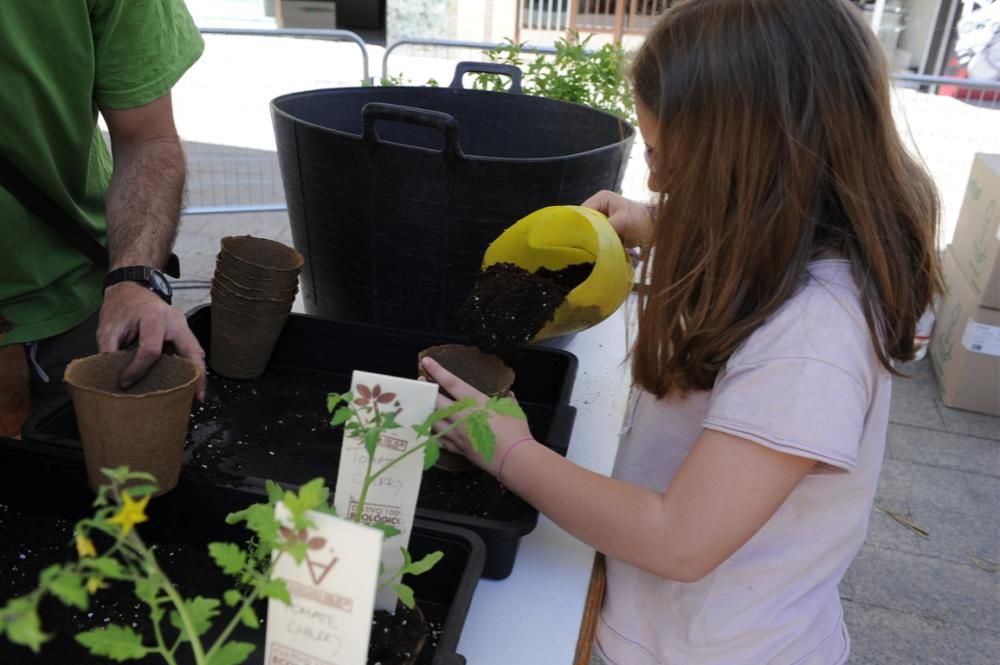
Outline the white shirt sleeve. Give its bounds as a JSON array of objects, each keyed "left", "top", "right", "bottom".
[{"left": 704, "top": 355, "right": 870, "bottom": 471}]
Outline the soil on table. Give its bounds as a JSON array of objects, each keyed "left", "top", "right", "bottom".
[
  {"left": 459, "top": 262, "right": 594, "bottom": 353},
  {"left": 0, "top": 504, "right": 440, "bottom": 665},
  {"left": 181, "top": 368, "right": 531, "bottom": 521}
]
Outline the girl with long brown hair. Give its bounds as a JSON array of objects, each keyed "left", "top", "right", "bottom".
[{"left": 421, "top": 0, "right": 942, "bottom": 662}]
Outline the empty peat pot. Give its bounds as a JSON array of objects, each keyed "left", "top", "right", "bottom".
[
  {"left": 211, "top": 236, "right": 301, "bottom": 379},
  {"left": 419, "top": 344, "right": 515, "bottom": 472},
  {"left": 64, "top": 351, "right": 199, "bottom": 495}
]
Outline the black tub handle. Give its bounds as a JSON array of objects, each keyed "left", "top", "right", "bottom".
[
  {"left": 362, "top": 102, "right": 464, "bottom": 160},
  {"left": 449, "top": 61, "right": 523, "bottom": 93}
]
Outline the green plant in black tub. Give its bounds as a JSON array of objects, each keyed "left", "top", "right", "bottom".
[{"left": 472, "top": 33, "right": 635, "bottom": 124}]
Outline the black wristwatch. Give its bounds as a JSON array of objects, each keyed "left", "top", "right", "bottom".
[{"left": 103, "top": 266, "right": 173, "bottom": 304}]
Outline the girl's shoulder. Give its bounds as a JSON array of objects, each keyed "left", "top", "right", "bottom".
[
  {"left": 727, "top": 259, "right": 881, "bottom": 392},
  {"left": 707, "top": 260, "right": 888, "bottom": 471}
]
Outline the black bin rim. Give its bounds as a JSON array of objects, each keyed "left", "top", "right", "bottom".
[{"left": 270, "top": 85, "right": 635, "bottom": 163}]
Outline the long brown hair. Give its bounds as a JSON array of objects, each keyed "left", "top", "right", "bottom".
[{"left": 631, "top": 0, "right": 942, "bottom": 398}]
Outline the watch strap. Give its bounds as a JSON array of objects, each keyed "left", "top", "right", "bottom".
[
  {"left": 103, "top": 266, "right": 153, "bottom": 289},
  {"left": 104, "top": 266, "right": 172, "bottom": 304}
]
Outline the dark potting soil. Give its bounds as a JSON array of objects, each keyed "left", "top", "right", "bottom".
[
  {"left": 183, "top": 368, "right": 530, "bottom": 522},
  {"left": 459, "top": 262, "right": 594, "bottom": 353},
  {"left": 0, "top": 504, "right": 439, "bottom": 665}
]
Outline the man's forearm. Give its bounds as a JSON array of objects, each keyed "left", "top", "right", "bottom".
[{"left": 105, "top": 136, "right": 185, "bottom": 270}]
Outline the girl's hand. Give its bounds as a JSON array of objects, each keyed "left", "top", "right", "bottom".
[
  {"left": 581, "top": 190, "right": 653, "bottom": 250},
  {"left": 419, "top": 356, "right": 534, "bottom": 477}
]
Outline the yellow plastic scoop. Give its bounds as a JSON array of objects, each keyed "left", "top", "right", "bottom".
[{"left": 482, "top": 205, "right": 633, "bottom": 341}]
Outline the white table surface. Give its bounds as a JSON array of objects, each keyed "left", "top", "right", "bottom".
[{"left": 457, "top": 304, "right": 634, "bottom": 664}]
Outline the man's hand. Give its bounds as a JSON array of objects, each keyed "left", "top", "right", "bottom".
[
  {"left": 98, "top": 282, "right": 206, "bottom": 400},
  {"left": 582, "top": 190, "right": 654, "bottom": 251}
]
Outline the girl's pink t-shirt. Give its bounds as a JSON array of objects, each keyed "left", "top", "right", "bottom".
[{"left": 597, "top": 260, "right": 890, "bottom": 665}]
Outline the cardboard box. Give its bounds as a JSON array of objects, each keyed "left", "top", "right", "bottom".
[
  {"left": 930, "top": 248, "right": 1000, "bottom": 416},
  {"left": 949, "top": 153, "right": 1000, "bottom": 310}
]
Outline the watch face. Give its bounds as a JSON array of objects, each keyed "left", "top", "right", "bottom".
[{"left": 150, "top": 270, "right": 172, "bottom": 297}]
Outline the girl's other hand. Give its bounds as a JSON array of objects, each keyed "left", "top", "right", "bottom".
[
  {"left": 419, "top": 356, "right": 534, "bottom": 477},
  {"left": 582, "top": 190, "right": 653, "bottom": 250}
]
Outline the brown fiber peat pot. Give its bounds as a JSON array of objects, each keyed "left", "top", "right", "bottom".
[
  {"left": 25, "top": 307, "right": 578, "bottom": 579},
  {"left": 418, "top": 345, "right": 516, "bottom": 472},
  {"left": 64, "top": 351, "right": 199, "bottom": 495},
  {"left": 210, "top": 236, "right": 301, "bottom": 380},
  {"left": 0, "top": 437, "right": 484, "bottom": 665}
]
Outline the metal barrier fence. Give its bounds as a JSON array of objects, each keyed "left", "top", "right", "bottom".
[
  {"left": 178, "top": 30, "right": 1000, "bottom": 248},
  {"left": 178, "top": 27, "right": 370, "bottom": 216},
  {"left": 517, "top": 0, "right": 674, "bottom": 42},
  {"left": 890, "top": 73, "right": 1000, "bottom": 243}
]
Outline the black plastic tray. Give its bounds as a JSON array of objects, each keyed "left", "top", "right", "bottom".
[
  {"left": 25, "top": 307, "right": 578, "bottom": 579},
  {"left": 0, "top": 436, "right": 482, "bottom": 665}
]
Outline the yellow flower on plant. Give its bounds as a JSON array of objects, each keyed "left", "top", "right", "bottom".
[
  {"left": 108, "top": 493, "right": 150, "bottom": 536},
  {"left": 75, "top": 532, "right": 97, "bottom": 558},
  {"left": 86, "top": 576, "right": 108, "bottom": 594}
]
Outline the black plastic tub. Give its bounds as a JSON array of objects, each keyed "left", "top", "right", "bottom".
[
  {"left": 25, "top": 306, "right": 577, "bottom": 579},
  {"left": 271, "top": 61, "right": 635, "bottom": 335},
  {"left": 0, "top": 436, "right": 483, "bottom": 665}
]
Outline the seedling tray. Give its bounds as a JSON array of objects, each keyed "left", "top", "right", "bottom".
[
  {"left": 0, "top": 436, "right": 482, "bottom": 665},
  {"left": 25, "top": 307, "right": 578, "bottom": 579}
]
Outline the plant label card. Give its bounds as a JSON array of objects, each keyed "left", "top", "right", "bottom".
[
  {"left": 264, "top": 502, "right": 382, "bottom": 665},
  {"left": 333, "top": 371, "right": 438, "bottom": 611}
]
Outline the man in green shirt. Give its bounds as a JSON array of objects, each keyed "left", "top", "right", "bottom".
[{"left": 1, "top": 0, "right": 208, "bottom": 435}]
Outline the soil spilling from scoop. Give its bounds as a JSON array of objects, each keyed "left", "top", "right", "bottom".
[
  {"left": 459, "top": 262, "right": 594, "bottom": 353},
  {"left": 0, "top": 503, "right": 442, "bottom": 665}
]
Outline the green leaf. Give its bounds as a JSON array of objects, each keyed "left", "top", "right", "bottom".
[
  {"left": 132, "top": 575, "right": 159, "bottom": 606},
  {"left": 75, "top": 625, "right": 148, "bottom": 661},
  {"left": 362, "top": 429, "right": 381, "bottom": 458},
  {"left": 381, "top": 411, "right": 401, "bottom": 430},
  {"left": 124, "top": 484, "right": 160, "bottom": 499},
  {"left": 169, "top": 596, "right": 220, "bottom": 640},
  {"left": 265, "top": 480, "right": 284, "bottom": 505},
  {"left": 48, "top": 569, "right": 88, "bottom": 610},
  {"left": 423, "top": 440, "right": 440, "bottom": 470},
  {"left": 2, "top": 597, "right": 48, "bottom": 653},
  {"left": 487, "top": 396, "right": 526, "bottom": 419},
  {"left": 370, "top": 522, "right": 401, "bottom": 540},
  {"left": 81, "top": 557, "right": 125, "bottom": 580},
  {"left": 100, "top": 466, "right": 130, "bottom": 484},
  {"left": 123, "top": 470, "right": 158, "bottom": 485},
  {"left": 423, "top": 398, "right": 476, "bottom": 429},
  {"left": 464, "top": 414, "right": 496, "bottom": 462},
  {"left": 403, "top": 550, "right": 443, "bottom": 576},
  {"left": 329, "top": 406, "right": 353, "bottom": 427},
  {"left": 208, "top": 543, "right": 246, "bottom": 576},
  {"left": 282, "top": 480, "right": 327, "bottom": 530},
  {"left": 223, "top": 590, "right": 241, "bottom": 607},
  {"left": 284, "top": 540, "right": 308, "bottom": 564},
  {"left": 226, "top": 504, "right": 278, "bottom": 546},
  {"left": 240, "top": 605, "right": 259, "bottom": 629},
  {"left": 207, "top": 641, "right": 256, "bottom": 665},
  {"left": 392, "top": 584, "right": 415, "bottom": 609},
  {"left": 297, "top": 478, "right": 330, "bottom": 513},
  {"left": 326, "top": 392, "right": 343, "bottom": 414},
  {"left": 256, "top": 579, "right": 291, "bottom": 605}
]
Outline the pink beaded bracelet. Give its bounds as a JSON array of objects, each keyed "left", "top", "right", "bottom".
[{"left": 497, "top": 437, "right": 534, "bottom": 486}]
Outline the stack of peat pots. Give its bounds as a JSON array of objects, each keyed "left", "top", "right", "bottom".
[{"left": 210, "top": 236, "right": 303, "bottom": 379}]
